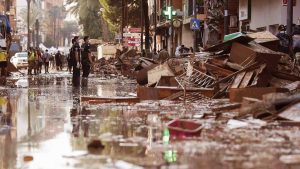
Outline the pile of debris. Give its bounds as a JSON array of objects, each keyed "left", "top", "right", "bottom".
[
  {"left": 135, "top": 31, "right": 300, "bottom": 103},
  {"left": 93, "top": 49, "right": 148, "bottom": 78}
]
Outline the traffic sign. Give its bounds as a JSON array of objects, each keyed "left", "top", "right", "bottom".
[
  {"left": 123, "top": 37, "right": 141, "bottom": 47},
  {"left": 123, "top": 33, "right": 141, "bottom": 38},
  {"left": 190, "top": 18, "right": 201, "bottom": 30},
  {"left": 123, "top": 27, "right": 141, "bottom": 33},
  {"left": 128, "top": 28, "right": 141, "bottom": 33}
]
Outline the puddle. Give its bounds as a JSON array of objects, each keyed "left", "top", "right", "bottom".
[{"left": 0, "top": 73, "right": 300, "bottom": 168}]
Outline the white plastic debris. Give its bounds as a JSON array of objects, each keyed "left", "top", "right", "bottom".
[
  {"left": 114, "top": 160, "right": 143, "bottom": 169},
  {"left": 280, "top": 154, "right": 300, "bottom": 164},
  {"left": 227, "top": 119, "right": 249, "bottom": 129}
]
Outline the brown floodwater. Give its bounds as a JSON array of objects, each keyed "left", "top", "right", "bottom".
[{"left": 1, "top": 73, "right": 300, "bottom": 169}]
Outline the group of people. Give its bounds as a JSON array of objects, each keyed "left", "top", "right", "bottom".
[
  {"left": 69, "top": 36, "right": 94, "bottom": 87},
  {"left": 27, "top": 48, "right": 67, "bottom": 75},
  {"left": 175, "top": 45, "right": 193, "bottom": 57}
]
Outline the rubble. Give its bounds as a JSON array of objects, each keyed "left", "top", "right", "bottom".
[{"left": 85, "top": 31, "right": 300, "bottom": 143}]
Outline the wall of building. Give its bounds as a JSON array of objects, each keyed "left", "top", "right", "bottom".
[
  {"left": 250, "top": 0, "right": 300, "bottom": 32},
  {"left": 181, "top": 24, "right": 193, "bottom": 47}
]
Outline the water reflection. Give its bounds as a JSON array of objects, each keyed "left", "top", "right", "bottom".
[
  {"left": 0, "top": 96, "right": 17, "bottom": 169},
  {"left": 1, "top": 76, "right": 179, "bottom": 169},
  {"left": 70, "top": 106, "right": 90, "bottom": 138}
]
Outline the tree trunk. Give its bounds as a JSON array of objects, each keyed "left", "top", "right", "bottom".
[
  {"left": 53, "top": 18, "right": 56, "bottom": 47},
  {"left": 142, "top": 1, "right": 150, "bottom": 51}
]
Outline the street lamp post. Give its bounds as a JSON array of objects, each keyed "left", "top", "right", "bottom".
[
  {"left": 193, "top": 0, "right": 197, "bottom": 53},
  {"left": 154, "top": 0, "right": 157, "bottom": 52},
  {"left": 287, "top": 0, "right": 293, "bottom": 57},
  {"left": 224, "top": 0, "right": 229, "bottom": 36},
  {"left": 35, "top": 19, "right": 39, "bottom": 48},
  {"left": 27, "top": 0, "right": 31, "bottom": 49},
  {"left": 170, "top": 0, "right": 174, "bottom": 57}
]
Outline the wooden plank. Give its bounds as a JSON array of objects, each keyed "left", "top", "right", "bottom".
[
  {"left": 284, "top": 81, "right": 300, "bottom": 91},
  {"left": 239, "top": 71, "right": 254, "bottom": 88},
  {"left": 229, "top": 87, "right": 289, "bottom": 102},
  {"left": 207, "top": 62, "right": 261, "bottom": 88},
  {"left": 231, "top": 72, "right": 246, "bottom": 88},
  {"left": 204, "top": 63, "right": 234, "bottom": 76},
  {"left": 163, "top": 91, "right": 184, "bottom": 100},
  {"left": 272, "top": 71, "right": 300, "bottom": 81},
  {"left": 137, "top": 86, "right": 215, "bottom": 100},
  {"left": 279, "top": 102, "right": 300, "bottom": 122},
  {"left": 81, "top": 96, "right": 140, "bottom": 104}
]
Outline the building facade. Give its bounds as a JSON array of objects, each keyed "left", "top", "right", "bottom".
[
  {"left": 239, "top": 0, "right": 300, "bottom": 34},
  {"left": 148, "top": 0, "right": 239, "bottom": 54},
  {"left": 0, "top": 0, "right": 17, "bottom": 39}
]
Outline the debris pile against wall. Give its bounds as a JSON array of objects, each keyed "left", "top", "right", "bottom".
[{"left": 90, "top": 31, "right": 300, "bottom": 125}]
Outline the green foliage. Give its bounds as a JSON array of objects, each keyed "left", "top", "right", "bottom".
[
  {"left": 66, "top": 0, "right": 103, "bottom": 39},
  {"left": 99, "top": 0, "right": 142, "bottom": 32}
]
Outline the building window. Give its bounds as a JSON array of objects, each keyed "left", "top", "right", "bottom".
[
  {"left": 197, "top": 0, "right": 204, "bottom": 14},
  {"left": 188, "top": 0, "right": 193, "bottom": 16},
  {"left": 187, "top": 0, "right": 204, "bottom": 16}
]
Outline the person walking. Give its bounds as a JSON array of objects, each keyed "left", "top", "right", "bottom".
[
  {"left": 27, "top": 47, "right": 36, "bottom": 75},
  {"left": 81, "top": 36, "right": 93, "bottom": 87},
  {"left": 55, "top": 51, "right": 62, "bottom": 71},
  {"left": 36, "top": 48, "right": 43, "bottom": 74},
  {"left": 49, "top": 53, "right": 54, "bottom": 69},
  {"left": 43, "top": 49, "right": 50, "bottom": 73},
  {"left": 0, "top": 47, "right": 8, "bottom": 85},
  {"left": 67, "top": 52, "right": 72, "bottom": 74},
  {"left": 70, "top": 36, "right": 81, "bottom": 87}
]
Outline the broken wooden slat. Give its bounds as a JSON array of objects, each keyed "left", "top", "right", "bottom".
[
  {"left": 278, "top": 102, "right": 300, "bottom": 122},
  {"left": 229, "top": 87, "right": 289, "bottom": 102},
  {"left": 207, "top": 62, "right": 261, "bottom": 88},
  {"left": 231, "top": 72, "right": 246, "bottom": 88},
  {"left": 204, "top": 62, "right": 234, "bottom": 77},
  {"left": 239, "top": 71, "right": 254, "bottom": 88},
  {"left": 163, "top": 91, "right": 184, "bottom": 101},
  {"left": 81, "top": 96, "right": 140, "bottom": 104},
  {"left": 272, "top": 71, "right": 300, "bottom": 81}
]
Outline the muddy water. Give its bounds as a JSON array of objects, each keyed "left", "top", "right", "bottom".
[{"left": 1, "top": 74, "right": 300, "bottom": 169}]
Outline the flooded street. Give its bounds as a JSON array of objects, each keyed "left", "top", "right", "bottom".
[{"left": 1, "top": 73, "right": 300, "bottom": 169}]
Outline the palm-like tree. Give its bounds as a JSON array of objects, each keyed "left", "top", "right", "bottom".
[
  {"left": 48, "top": 6, "right": 66, "bottom": 47},
  {"left": 66, "top": 0, "right": 103, "bottom": 39},
  {"left": 27, "top": 0, "right": 40, "bottom": 49}
]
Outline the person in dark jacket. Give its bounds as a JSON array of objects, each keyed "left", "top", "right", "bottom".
[
  {"left": 70, "top": 36, "right": 81, "bottom": 87},
  {"left": 55, "top": 51, "right": 62, "bottom": 71},
  {"left": 81, "top": 36, "right": 93, "bottom": 87}
]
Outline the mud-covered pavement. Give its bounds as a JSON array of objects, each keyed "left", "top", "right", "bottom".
[{"left": 1, "top": 72, "right": 300, "bottom": 169}]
